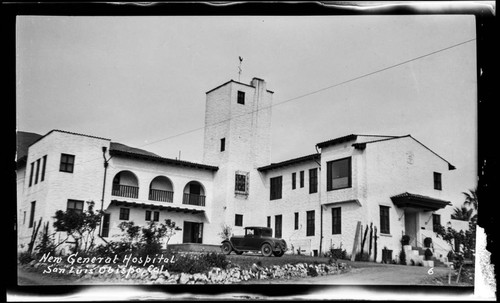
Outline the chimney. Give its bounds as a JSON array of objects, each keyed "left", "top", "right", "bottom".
[{"left": 250, "top": 77, "right": 266, "bottom": 91}]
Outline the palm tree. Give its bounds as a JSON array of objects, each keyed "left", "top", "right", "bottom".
[
  {"left": 462, "top": 188, "right": 478, "bottom": 211},
  {"left": 462, "top": 188, "right": 478, "bottom": 224},
  {"left": 451, "top": 206, "right": 473, "bottom": 221}
]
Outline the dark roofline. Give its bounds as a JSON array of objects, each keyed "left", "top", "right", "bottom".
[
  {"left": 28, "top": 129, "right": 110, "bottom": 148},
  {"left": 352, "top": 135, "right": 456, "bottom": 170},
  {"left": 110, "top": 200, "right": 205, "bottom": 215},
  {"left": 109, "top": 149, "right": 218, "bottom": 172},
  {"left": 257, "top": 153, "right": 320, "bottom": 172},
  {"left": 316, "top": 134, "right": 402, "bottom": 149},
  {"left": 390, "top": 192, "right": 451, "bottom": 211},
  {"left": 205, "top": 79, "right": 274, "bottom": 94}
]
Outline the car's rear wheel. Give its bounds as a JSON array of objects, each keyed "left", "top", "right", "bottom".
[
  {"left": 261, "top": 243, "right": 273, "bottom": 257},
  {"left": 273, "top": 250, "right": 284, "bottom": 257},
  {"left": 221, "top": 242, "right": 232, "bottom": 255}
]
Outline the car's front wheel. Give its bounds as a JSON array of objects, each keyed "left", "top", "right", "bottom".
[
  {"left": 273, "top": 250, "right": 284, "bottom": 257},
  {"left": 221, "top": 242, "right": 232, "bottom": 255},
  {"left": 261, "top": 243, "right": 273, "bottom": 257}
]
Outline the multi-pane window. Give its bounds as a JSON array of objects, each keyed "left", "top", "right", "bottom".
[
  {"left": 67, "top": 199, "right": 84, "bottom": 214},
  {"left": 380, "top": 206, "right": 390, "bottom": 234},
  {"left": 29, "top": 201, "right": 36, "bottom": 228},
  {"left": 434, "top": 172, "right": 442, "bottom": 190},
  {"left": 270, "top": 176, "right": 282, "bottom": 200},
  {"left": 237, "top": 91, "right": 245, "bottom": 105},
  {"left": 267, "top": 216, "right": 271, "bottom": 228},
  {"left": 29, "top": 162, "right": 34, "bottom": 187},
  {"left": 60, "top": 153, "right": 75, "bottom": 173},
  {"left": 220, "top": 138, "right": 226, "bottom": 152},
  {"left": 35, "top": 159, "right": 40, "bottom": 184},
  {"left": 292, "top": 172, "right": 296, "bottom": 190},
  {"left": 300, "top": 171, "right": 304, "bottom": 188},
  {"left": 235, "top": 172, "right": 249, "bottom": 195},
  {"left": 119, "top": 208, "right": 130, "bottom": 220},
  {"left": 309, "top": 168, "right": 318, "bottom": 194},
  {"left": 41, "top": 155, "right": 47, "bottom": 181},
  {"left": 327, "top": 157, "right": 351, "bottom": 191},
  {"left": 153, "top": 211, "right": 160, "bottom": 222},
  {"left": 235, "top": 214, "right": 243, "bottom": 227},
  {"left": 306, "top": 210, "right": 315, "bottom": 236},
  {"left": 432, "top": 214, "right": 441, "bottom": 232},
  {"left": 145, "top": 210, "right": 152, "bottom": 221},
  {"left": 332, "top": 207, "right": 341, "bottom": 234},
  {"left": 275, "top": 215, "right": 282, "bottom": 238},
  {"left": 294, "top": 212, "right": 299, "bottom": 230}
]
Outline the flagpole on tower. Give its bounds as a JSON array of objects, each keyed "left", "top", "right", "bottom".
[{"left": 238, "top": 56, "right": 243, "bottom": 81}]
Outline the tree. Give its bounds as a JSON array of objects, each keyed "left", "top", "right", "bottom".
[
  {"left": 462, "top": 188, "right": 478, "bottom": 225},
  {"left": 451, "top": 206, "right": 473, "bottom": 221},
  {"left": 53, "top": 201, "right": 102, "bottom": 253}
]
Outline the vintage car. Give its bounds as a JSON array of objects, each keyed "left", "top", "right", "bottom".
[{"left": 221, "top": 226, "right": 287, "bottom": 257}]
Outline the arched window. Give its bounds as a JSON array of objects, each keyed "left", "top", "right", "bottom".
[
  {"left": 182, "top": 181, "right": 206, "bottom": 206},
  {"left": 149, "top": 176, "right": 174, "bottom": 202},
  {"left": 111, "top": 171, "right": 139, "bottom": 199}
]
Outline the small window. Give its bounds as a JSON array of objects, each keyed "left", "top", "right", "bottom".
[
  {"left": 270, "top": 176, "right": 283, "bottom": 200},
  {"left": 294, "top": 212, "right": 299, "bottom": 230},
  {"left": 380, "top": 206, "right": 390, "bottom": 234},
  {"left": 29, "top": 201, "right": 36, "bottom": 228},
  {"left": 23, "top": 211, "right": 26, "bottom": 225},
  {"left": 332, "top": 207, "right": 341, "bottom": 234},
  {"left": 35, "top": 159, "right": 41, "bottom": 184},
  {"left": 432, "top": 214, "right": 441, "bottom": 232},
  {"left": 220, "top": 138, "right": 226, "bottom": 152},
  {"left": 275, "top": 215, "right": 282, "bottom": 238},
  {"left": 306, "top": 210, "right": 315, "bottom": 236},
  {"left": 237, "top": 91, "right": 245, "bottom": 105},
  {"left": 300, "top": 171, "right": 304, "bottom": 188},
  {"left": 292, "top": 172, "right": 296, "bottom": 190},
  {"left": 267, "top": 216, "right": 271, "bottom": 228},
  {"left": 60, "top": 153, "right": 75, "bottom": 173},
  {"left": 309, "top": 168, "right": 318, "bottom": 194},
  {"left": 235, "top": 214, "right": 243, "bottom": 227},
  {"left": 29, "top": 162, "right": 34, "bottom": 187},
  {"left": 235, "top": 172, "right": 249, "bottom": 195},
  {"left": 67, "top": 199, "right": 84, "bottom": 214},
  {"left": 153, "top": 211, "right": 160, "bottom": 222},
  {"left": 434, "top": 172, "right": 442, "bottom": 190},
  {"left": 145, "top": 210, "right": 152, "bottom": 221},
  {"left": 119, "top": 208, "right": 130, "bottom": 220},
  {"left": 41, "top": 155, "right": 47, "bottom": 182}
]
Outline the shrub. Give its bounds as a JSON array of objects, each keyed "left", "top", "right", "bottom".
[
  {"left": 326, "top": 243, "right": 348, "bottom": 261},
  {"left": 19, "top": 252, "right": 35, "bottom": 264},
  {"left": 401, "top": 235, "right": 410, "bottom": 246},
  {"left": 424, "top": 248, "right": 433, "bottom": 261},
  {"left": 166, "top": 252, "right": 229, "bottom": 274},
  {"left": 399, "top": 249, "right": 407, "bottom": 265},
  {"left": 424, "top": 237, "right": 432, "bottom": 248},
  {"left": 307, "top": 266, "right": 318, "bottom": 277},
  {"left": 354, "top": 252, "right": 369, "bottom": 261}
]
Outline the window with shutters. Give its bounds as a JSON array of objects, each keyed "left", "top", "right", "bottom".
[
  {"left": 306, "top": 210, "right": 315, "bottom": 236},
  {"left": 332, "top": 207, "right": 341, "bottom": 234},
  {"left": 380, "top": 206, "right": 390, "bottom": 234},
  {"left": 309, "top": 168, "right": 318, "bottom": 194}
]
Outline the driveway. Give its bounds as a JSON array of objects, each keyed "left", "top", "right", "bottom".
[{"left": 240, "top": 263, "right": 451, "bottom": 285}]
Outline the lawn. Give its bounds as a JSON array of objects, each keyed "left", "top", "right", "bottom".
[{"left": 225, "top": 252, "right": 340, "bottom": 270}]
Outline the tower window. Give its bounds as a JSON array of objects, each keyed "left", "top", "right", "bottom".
[
  {"left": 220, "top": 138, "right": 226, "bottom": 152},
  {"left": 237, "top": 91, "right": 245, "bottom": 105}
]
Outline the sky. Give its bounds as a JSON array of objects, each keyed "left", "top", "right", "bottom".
[{"left": 16, "top": 15, "right": 477, "bottom": 205}]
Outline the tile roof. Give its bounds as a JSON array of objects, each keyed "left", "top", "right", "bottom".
[
  {"left": 257, "top": 153, "right": 320, "bottom": 172},
  {"left": 390, "top": 192, "right": 451, "bottom": 211},
  {"left": 16, "top": 131, "right": 43, "bottom": 163}
]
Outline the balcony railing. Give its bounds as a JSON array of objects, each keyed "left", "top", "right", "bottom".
[
  {"left": 112, "top": 184, "right": 139, "bottom": 199},
  {"left": 182, "top": 193, "right": 206, "bottom": 206},
  {"left": 149, "top": 189, "right": 174, "bottom": 202}
]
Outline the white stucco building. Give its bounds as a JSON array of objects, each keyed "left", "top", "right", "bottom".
[{"left": 16, "top": 77, "right": 469, "bottom": 263}]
